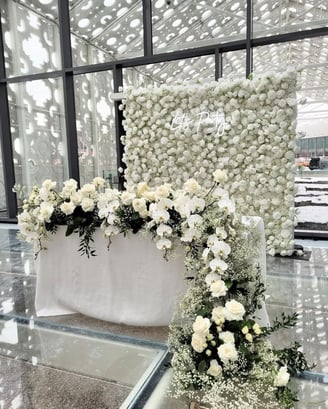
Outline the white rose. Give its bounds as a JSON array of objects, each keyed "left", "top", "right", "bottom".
[
  {"left": 217, "top": 343, "right": 238, "bottom": 364},
  {"left": 132, "top": 198, "right": 148, "bottom": 217},
  {"left": 191, "top": 333, "right": 207, "bottom": 353},
  {"left": 213, "top": 169, "right": 228, "bottom": 184},
  {"left": 70, "top": 192, "right": 82, "bottom": 206},
  {"left": 81, "top": 197, "right": 95, "bottom": 212},
  {"left": 274, "top": 366, "right": 290, "bottom": 387},
  {"left": 219, "top": 331, "right": 235, "bottom": 344},
  {"left": 38, "top": 203, "right": 54, "bottom": 223},
  {"left": 223, "top": 300, "right": 245, "bottom": 321},
  {"left": 92, "top": 177, "right": 105, "bottom": 188},
  {"left": 136, "top": 182, "right": 149, "bottom": 196},
  {"left": 155, "top": 183, "right": 171, "bottom": 199},
  {"left": 42, "top": 179, "right": 56, "bottom": 190},
  {"left": 211, "top": 306, "right": 225, "bottom": 325},
  {"left": 121, "top": 191, "right": 136, "bottom": 205},
  {"left": 192, "top": 316, "right": 211, "bottom": 337},
  {"left": 183, "top": 178, "right": 201, "bottom": 194},
  {"left": 210, "top": 279, "right": 228, "bottom": 298},
  {"left": 207, "top": 359, "right": 222, "bottom": 377},
  {"left": 60, "top": 201, "right": 75, "bottom": 215},
  {"left": 80, "top": 183, "right": 96, "bottom": 198}
]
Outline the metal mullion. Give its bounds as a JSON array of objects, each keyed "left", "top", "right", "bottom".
[
  {"left": 246, "top": 0, "right": 253, "bottom": 78},
  {"left": 58, "top": 0, "right": 80, "bottom": 183},
  {"left": 142, "top": 0, "right": 153, "bottom": 57},
  {"left": 0, "top": 9, "right": 17, "bottom": 219},
  {"left": 113, "top": 66, "right": 125, "bottom": 190},
  {"left": 253, "top": 26, "right": 328, "bottom": 47},
  {"left": 215, "top": 48, "right": 223, "bottom": 80},
  {"left": 2, "top": 70, "right": 63, "bottom": 84}
]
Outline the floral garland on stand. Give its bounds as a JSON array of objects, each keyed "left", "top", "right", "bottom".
[{"left": 16, "top": 170, "right": 312, "bottom": 408}]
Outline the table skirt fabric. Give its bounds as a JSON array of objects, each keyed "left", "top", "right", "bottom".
[{"left": 35, "top": 217, "right": 268, "bottom": 326}]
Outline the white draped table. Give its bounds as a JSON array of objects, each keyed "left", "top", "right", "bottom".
[{"left": 35, "top": 217, "right": 268, "bottom": 326}]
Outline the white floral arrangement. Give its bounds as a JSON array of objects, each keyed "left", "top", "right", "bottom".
[
  {"left": 16, "top": 170, "right": 311, "bottom": 409},
  {"left": 121, "top": 71, "right": 298, "bottom": 255}
]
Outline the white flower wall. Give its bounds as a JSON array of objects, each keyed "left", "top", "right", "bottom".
[{"left": 122, "top": 72, "right": 298, "bottom": 255}]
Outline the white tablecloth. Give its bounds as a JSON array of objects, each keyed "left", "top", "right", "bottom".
[{"left": 35, "top": 217, "right": 268, "bottom": 326}]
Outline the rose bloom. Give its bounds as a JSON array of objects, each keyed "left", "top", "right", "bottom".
[
  {"left": 223, "top": 300, "right": 246, "bottom": 321},
  {"left": 80, "top": 183, "right": 96, "bottom": 198},
  {"left": 154, "top": 183, "right": 171, "bottom": 199},
  {"left": 121, "top": 191, "right": 136, "bottom": 205},
  {"left": 191, "top": 333, "right": 207, "bottom": 353},
  {"left": 42, "top": 179, "right": 56, "bottom": 190},
  {"left": 60, "top": 201, "right": 75, "bottom": 216},
  {"left": 132, "top": 198, "right": 148, "bottom": 217},
  {"left": 210, "top": 279, "right": 228, "bottom": 298},
  {"left": 217, "top": 342, "right": 238, "bottom": 365},
  {"left": 211, "top": 306, "right": 225, "bottom": 325},
  {"left": 219, "top": 331, "right": 235, "bottom": 344},
  {"left": 274, "top": 366, "right": 290, "bottom": 387},
  {"left": 207, "top": 359, "right": 222, "bottom": 377},
  {"left": 92, "top": 177, "right": 105, "bottom": 188},
  {"left": 136, "top": 181, "right": 149, "bottom": 196},
  {"left": 192, "top": 316, "right": 211, "bottom": 337},
  {"left": 213, "top": 169, "right": 228, "bottom": 184},
  {"left": 81, "top": 197, "right": 95, "bottom": 212},
  {"left": 38, "top": 203, "right": 54, "bottom": 223},
  {"left": 183, "top": 178, "right": 201, "bottom": 194}
]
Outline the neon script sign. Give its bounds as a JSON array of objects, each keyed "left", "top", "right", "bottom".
[{"left": 171, "top": 111, "right": 227, "bottom": 136}]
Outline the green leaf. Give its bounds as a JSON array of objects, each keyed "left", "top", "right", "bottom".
[
  {"left": 197, "top": 360, "right": 207, "bottom": 373},
  {"left": 66, "top": 224, "right": 77, "bottom": 236}
]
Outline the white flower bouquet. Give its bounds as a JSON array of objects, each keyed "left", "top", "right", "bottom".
[
  {"left": 15, "top": 170, "right": 312, "bottom": 408},
  {"left": 166, "top": 176, "right": 312, "bottom": 409}
]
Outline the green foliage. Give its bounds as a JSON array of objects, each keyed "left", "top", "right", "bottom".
[
  {"left": 115, "top": 205, "right": 146, "bottom": 234},
  {"left": 264, "top": 312, "right": 299, "bottom": 336},
  {"left": 275, "top": 342, "right": 315, "bottom": 376},
  {"left": 276, "top": 386, "right": 298, "bottom": 409}
]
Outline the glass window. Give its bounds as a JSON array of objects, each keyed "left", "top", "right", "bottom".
[
  {"left": 8, "top": 78, "right": 69, "bottom": 191},
  {"left": 123, "top": 55, "right": 216, "bottom": 87},
  {"left": 222, "top": 50, "right": 246, "bottom": 78},
  {"left": 253, "top": 0, "right": 328, "bottom": 38},
  {"left": 74, "top": 71, "right": 118, "bottom": 186},
  {"left": 69, "top": 0, "right": 143, "bottom": 66},
  {"left": 1, "top": 0, "right": 61, "bottom": 77},
  {"left": 152, "top": 0, "right": 246, "bottom": 54}
]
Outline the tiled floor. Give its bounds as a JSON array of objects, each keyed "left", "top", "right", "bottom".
[{"left": 0, "top": 226, "right": 327, "bottom": 408}]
